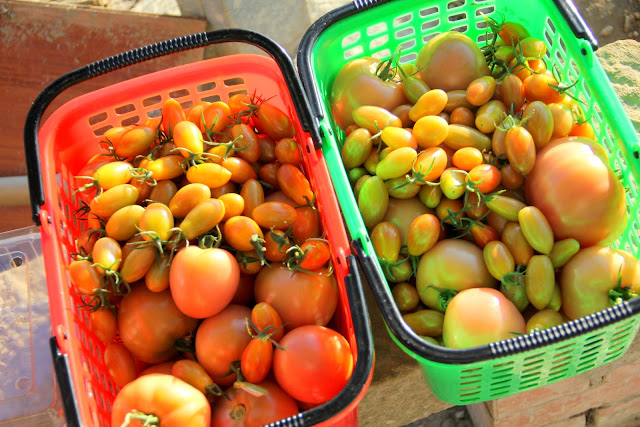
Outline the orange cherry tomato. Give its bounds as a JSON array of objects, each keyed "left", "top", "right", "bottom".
[
  {"left": 104, "top": 342, "right": 136, "bottom": 389},
  {"left": 161, "top": 98, "right": 186, "bottom": 138},
  {"left": 468, "top": 163, "right": 501, "bottom": 193},
  {"left": 452, "top": 146, "right": 483, "bottom": 171},
  {"left": 224, "top": 216, "right": 264, "bottom": 252},
  {"left": 276, "top": 164, "right": 313, "bottom": 206},
  {"left": 252, "top": 202, "right": 298, "bottom": 230},
  {"left": 231, "top": 123, "right": 261, "bottom": 164},
  {"left": 505, "top": 126, "right": 536, "bottom": 175}
]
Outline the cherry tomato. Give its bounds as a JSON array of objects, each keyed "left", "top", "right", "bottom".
[
  {"left": 391, "top": 282, "right": 420, "bottom": 312},
  {"left": 241, "top": 337, "right": 274, "bottom": 385},
  {"left": 169, "top": 183, "right": 211, "bottom": 218},
  {"left": 200, "top": 101, "right": 231, "bottom": 135},
  {"left": 292, "top": 206, "right": 321, "bottom": 244},
  {"left": 371, "top": 221, "right": 402, "bottom": 263},
  {"left": 357, "top": 176, "right": 389, "bottom": 229},
  {"left": 161, "top": 98, "right": 186, "bottom": 138},
  {"left": 353, "top": 105, "right": 402, "bottom": 133},
  {"left": 276, "top": 164, "right": 313, "bottom": 207},
  {"left": 407, "top": 214, "right": 440, "bottom": 257},
  {"left": 239, "top": 178, "right": 264, "bottom": 218},
  {"left": 483, "top": 240, "right": 515, "bottom": 281},
  {"left": 105, "top": 204, "right": 145, "bottom": 241},
  {"left": 444, "top": 124, "right": 492, "bottom": 151},
  {"left": 526, "top": 309, "right": 564, "bottom": 333},
  {"left": 475, "top": 100, "right": 507, "bottom": 134},
  {"left": 231, "top": 123, "right": 261, "bottom": 164},
  {"left": 186, "top": 162, "right": 232, "bottom": 188},
  {"left": 468, "top": 164, "right": 501, "bottom": 194},
  {"left": 89, "top": 308, "right": 117, "bottom": 343},
  {"left": 525, "top": 255, "right": 555, "bottom": 310},
  {"left": 223, "top": 216, "right": 264, "bottom": 252},
  {"left": 145, "top": 254, "right": 171, "bottom": 293},
  {"left": 501, "top": 221, "right": 534, "bottom": 267},
  {"left": 251, "top": 302, "right": 285, "bottom": 342},
  {"left": 466, "top": 75, "right": 496, "bottom": 106},
  {"left": 89, "top": 184, "right": 139, "bottom": 218},
  {"left": 523, "top": 73, "right": 564, "bottom": 104},
  {"left": 180, "top": 198, "right": 226, "bottom": 240},
  {"left": 449, "top": 106, "right": 476, "bottom": 128},
  {"left": 549, "top": 238, "right": 580, "bottom": 269},
  {"left": 403, "top": 309, "right": 444, "bottom": 337},
  {"left": 148, "top": 179, "right": 178, "bottom": 206},
  {"left": 518, "top": 206, "right": 554, "bottom": 255},
  {"left": 255, "top": 102, "right": 295, "bottom": 140},
  {"left": 114, "top": 126, "right": 156, "bottom": 158},
  {"left": 252, "top": 202, "right": 298, "bottom": 230},
  {"left": 104, "top": 342, "right": 136, "bottom": 389},
  {"left": 92, "top": 236, "right": 122, "bottom": 273},
  {"left": 409, "top": 89, "right": 448, "bottom": 121},
  {"left": 68, "top": 259, "right": 101, "bottom": 294}
]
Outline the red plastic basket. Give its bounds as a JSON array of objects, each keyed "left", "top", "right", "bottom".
[{"left": 24, "top": 30, "right": 373, "bottom": 427}]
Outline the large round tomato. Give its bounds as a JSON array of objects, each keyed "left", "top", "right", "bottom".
[
  {"left": 118, "top": 286, "right": 199, "bottom": 364},
  {"left": 415, "top": 32, "right": 490, "bottom": 92},
  {"left": 273, "top": 325, "right": 353, "bottom": 404},
  {"left": 525, "top": 137, "right": 627, "bottom": 247},
  {"left": 195, "top": 305, "right": 252, "bottom": 386},
  {"left": 111, "top": 374, "right": 211, "bottom": 427},
  {"left": 170, "top": 246, "right": 240, "bottom": 319},
  {"left": 254, "top": 264, "right": 338, "bottom": 331},
  {"left": 560, "top": 246, "right": 640, "bottom": 320},
  {"left": 330, "top": 57, "right": 407, "bottom": 130},
  {"left": 443, "top": 288, "right": 526, "bottom": 349},
  {"left": 211, "top": 380, "right": 298, "bottom": 427},
  {"left": 416, "top": 239, "right": 497, "bottom": 312}
]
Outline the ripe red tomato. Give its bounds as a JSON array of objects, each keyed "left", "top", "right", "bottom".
[
  {"left": 195, "top": 305, "right": 252, "bottom": 386},
  {"left": 170, "top": 246, "right": 240, "bottom": 319},
  {"left": 273, "top": 325, "right": 353, "bottom": 404},
  {"left": 254, "top": 264, "right": 338, "bottom": 331},
  {"left": 211, "top": 380, "right": 298, "bottom": 426},
  {"left": 118, "top": 286, "right": 199, "bottom": 364}
]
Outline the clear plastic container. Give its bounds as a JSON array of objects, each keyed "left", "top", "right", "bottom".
[{"left": 0, "top": 227, "right": 64, "bottom": 426}]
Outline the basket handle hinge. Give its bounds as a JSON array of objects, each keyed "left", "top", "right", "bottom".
[{"left": 552, "top": 0, "right": 599, "bottom": 51}]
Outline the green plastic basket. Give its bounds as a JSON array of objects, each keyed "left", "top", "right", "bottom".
[{"left": 297, "top": 0, "right": 640, "bottom": 405}]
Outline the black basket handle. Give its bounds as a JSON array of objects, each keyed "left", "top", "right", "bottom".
[
  {"left": 49, "top": 337, "right": 81, "bottom": 427},
  {"left": 553, "top": 0, "right": 598, "bottom": 50},
  {"left": 266, "top": 254, "right": 375, "bottom": 427},
  {"left": 24, "top": 28, "right": 322, "bottom": 226}
]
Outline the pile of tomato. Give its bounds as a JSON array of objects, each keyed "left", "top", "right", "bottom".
[
  {"left": 330, "top": 16, "right": 639, "bottom": 349},
  {"left": 69, "top": 94, "right": 354, "bottom": 426}
]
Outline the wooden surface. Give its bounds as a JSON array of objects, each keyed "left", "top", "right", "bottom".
[{"left": 0, "top": 0, "right": 208, "bottom": 232}]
